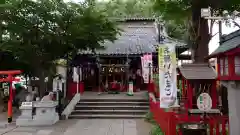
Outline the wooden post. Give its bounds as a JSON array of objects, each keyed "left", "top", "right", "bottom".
[
  {"left": 182, "top": 78, "right": 185, "bottom": 97},
  {"left": 182, "top": 78, "right": 188, "bottom": 109},
  {"left": 188, "top": 82, "right": 193, "bottom": 109},
  {"left": 186, "top": 80, "right": 193, "bottom": 109},
  {"left": 228, "top": 55, "right": 235, "bottom": 76},
  {"left": 211, "top": 81, "right": 217, "bottom": 108}
]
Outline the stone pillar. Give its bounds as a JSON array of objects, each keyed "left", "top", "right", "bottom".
[{"left": 227, "top": 81, "right": 240, "bottom": 135}]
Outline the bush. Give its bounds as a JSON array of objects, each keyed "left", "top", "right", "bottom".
[
  {"left": 144, "top": 111, "right": 155, "bottom": 124},
  {"left": 150, "top": 124, "right": 164, "bottom": 135}
]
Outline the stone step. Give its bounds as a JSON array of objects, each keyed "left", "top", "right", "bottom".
[
  {"left": 75, "top": 105, "right": 149, "bottom": 110},
  {"left": 68, "top": 114, "right": 145, "bottom": 119},
  {"left": 78, "top": 101, "right": 149, "bottom": 106},
  {"left": 71, "top": 109, "right": 148, "bottom": 115},
  {"left": 79, "top": 99, "right": 148, "bottom": 102}
]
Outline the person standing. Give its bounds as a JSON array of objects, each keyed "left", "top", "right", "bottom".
[{"left": 135, "top": 69, "right": 143, "bottom": 92}]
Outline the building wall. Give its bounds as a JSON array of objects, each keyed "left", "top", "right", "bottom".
[{"left": 223, "top": 81, "right": 240, "bottom": 135}]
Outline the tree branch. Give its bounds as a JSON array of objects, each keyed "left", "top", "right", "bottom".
[
  {"left": 233, "top": 20, "right": 240, "bottom": 28},
  {"left": 210, "top": 32, "right": 219, "bottom": 39},
  {"left": 209, "top": 19, "right": 216, "bottom": 35}
]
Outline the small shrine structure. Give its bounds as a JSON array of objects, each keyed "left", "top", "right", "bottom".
[
  {"left": 177, "top": 63, "right": 219, "bottom": 114},
  {"left": 207, "top": 30, "right": 240, "bottom": 135}
]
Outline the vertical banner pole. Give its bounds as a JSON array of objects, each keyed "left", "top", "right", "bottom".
[{"left": 8, "top": 75, "right": 13, "bottom": 123}]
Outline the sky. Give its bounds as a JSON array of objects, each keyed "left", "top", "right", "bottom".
[
  {"left": 65, "top": 0, "right": 240, "bottom": 54},
  {"left": 209, "top": 19, "right": 240, "bottom": 53}
]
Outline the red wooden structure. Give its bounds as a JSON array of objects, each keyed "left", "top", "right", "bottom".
[
  {"left": 206, "top": 29, "right": 240, "bottom": 135},
  {"left": 149, "top": 98, "right": 229, "bottom": 135},
  {"left": 147, "top": 63, "right": 229, "bottom": 135},
  {"left": 0, "top": 70, "right": 22, "bottom": 123},
  {"left": 177, "top": 64, "right": 218, "bottom": 110},
  {"left": 207, "top": 30, "right": 240, "bottom": 81}
]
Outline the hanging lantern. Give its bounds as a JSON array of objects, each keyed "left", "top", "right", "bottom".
[
  {"left": 109, "top": 67, "right": 113, "bottom": 72},
  {"left": 91, "top": 69, "right": 94, "bottom": 75}
]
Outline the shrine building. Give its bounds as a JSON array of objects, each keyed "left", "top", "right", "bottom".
[
  {"left": 207, "top": 30, "right": 240, "bottom": 135},
  {"left": 68, "top": 18, "right": 191, "bottom": 94}
]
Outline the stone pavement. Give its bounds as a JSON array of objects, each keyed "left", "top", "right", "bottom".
[{"left": 0, "top": 119, "right": 152, "bottom": 135}]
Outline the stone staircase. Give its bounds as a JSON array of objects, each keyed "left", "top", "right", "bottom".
[{"left": 68, "top": 98, "right": 149, "bottom": 119}]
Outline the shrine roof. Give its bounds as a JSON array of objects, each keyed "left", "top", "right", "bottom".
[
  {"left": 179, "top": 63, "right": 217, "bottom": 80},
  {"left": 208, "top": 30, "right": 240, "bottom": 58},
  {"left": 78, "top": 19, "right": 187, "bottom": 55}
]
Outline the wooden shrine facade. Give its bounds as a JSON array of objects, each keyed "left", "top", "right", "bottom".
[{"left": 68, "top": 18, "right": 191, "bottom": 92}]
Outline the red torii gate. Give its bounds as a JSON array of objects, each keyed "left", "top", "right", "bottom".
[{"left": 0, "top": 70, "right": 22, "bottom": 123}]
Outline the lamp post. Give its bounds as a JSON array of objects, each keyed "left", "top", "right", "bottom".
[{"left": 201, "top": 8, "right": 239, "bottom": 42}]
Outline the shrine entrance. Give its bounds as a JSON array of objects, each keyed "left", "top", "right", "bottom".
[
  {"left": 81, "top": 64, "right": 98, "bottom": 91},
  {"left": 100, "top": 64, "right": 127, "bottom": 91}
]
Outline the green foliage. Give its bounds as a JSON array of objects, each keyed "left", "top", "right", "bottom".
[
  {"left": 150, "top": 124, "right": 164, "bottom": 135},
  {"left": 153, "top": 0, "right": 240, "bottom": 22},
  {"left": 94, "top": 0, "right": 188, "bottom": 41},
  {"left": 144, "top": 111, "right": 156, "bottom": 124},
  {"left": 153, "top": 73, "right": 159, "bottom": 93},
  {"left": 144, "top": 111, "right": 164, "bottom": 135},
  {"left": 153, "top": 0, "right": 240, "bottom": 41},
  {"left": 153, "top": 0, "right": 240, "bottom": 62},
  {"left": 0, "top": 0, "right": 119, "bottom": 76},
  {"left": 95, "top": 0, "right": 155, "bottom": 18},
  {"left": 0, "top": 0, "right": 119, "bottom": 94}
]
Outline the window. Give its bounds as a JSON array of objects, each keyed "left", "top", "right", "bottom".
[
  {"left": 224, "top": 57, "right": 228, "bottom": 75},
  {"left": 220, "top": 58, "right": 224, "bottom": 76},
  {"left": 235, "top": 56, "right": 240, "bottom": 75},
  {"left": 219, "top": 57, "right": 229, "bottom": 76}
]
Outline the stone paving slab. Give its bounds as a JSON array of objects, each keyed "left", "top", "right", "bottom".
[{"left": 0, "top": 119, "right": 151, "bottom": 135}]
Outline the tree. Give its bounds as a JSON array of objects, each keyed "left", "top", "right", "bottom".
[
  {"left": 0, "top": 0, "right": 119, "bottom": 96},
  {"left": 153, "top": 0, "right": 240, "bottom": 62},
  {"left": 94, "top": 0, "right": 187, "bottom": 42},
  {"left": 95, "top": 0, "right": 155, "bottom": 18}
]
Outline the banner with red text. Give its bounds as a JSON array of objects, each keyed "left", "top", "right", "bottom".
[{"left": 141, "top": 54, "right": 153, "bottom": 83}]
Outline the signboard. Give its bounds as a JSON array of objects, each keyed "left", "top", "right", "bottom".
[
  {"left": 2, "top": 82, "right": 9, "bottom": 96},
  {"left": 158, "top": 44, "right": 178, "bottom": 108},
  {"left": 197, "top": 93, "right": 212, "bottom": 111},
  {"left": 141, "top": 54, "right": 153, "bottom": 83},
  {"left": 21, "top": 102, "right": 33, "bottom": 107}
]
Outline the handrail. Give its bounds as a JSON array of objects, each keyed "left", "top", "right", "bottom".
[{"left": 61, "top": 93, "right": 80, "bottom": 119}]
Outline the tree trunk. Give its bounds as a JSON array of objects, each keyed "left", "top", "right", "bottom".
[
  {"left": 38, "top": 70, "right": 46, "bottom": 97},
  {"left": 191, "top": 1, "right": 210, "bottom": 63}
]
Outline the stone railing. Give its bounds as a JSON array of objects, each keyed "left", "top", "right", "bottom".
[
  {"left": 61, "top": 93, "right": 80, "bottom": 119},
  {"left": 16, "top": 101, "right": 59, "bottom": 126}
]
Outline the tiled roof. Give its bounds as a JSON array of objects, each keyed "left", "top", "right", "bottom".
[
  {"left": 79, "top": 24, "right": 158, "bottom": 55},
  {"left": 78, "top": 20, "right": 187, "bottom": 55},
  {"left": 117, "top": 18, "right": 155, "bottom": 22},
  {"left": 209, "top": 30, "right": 240, "bottom": 57},
  {"left": 179, "top": 63, "right": 217, "bottom": 80}
]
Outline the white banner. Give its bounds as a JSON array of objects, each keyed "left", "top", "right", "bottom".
[
  {"left": 72, "top": 67, "right": 79, "bottom": 82},
  {"left": 158, "top": 44, "right": 178, "bottom": 108},
  {"left": 141, "top": 54, "right": 153, "bottom": 83}
]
